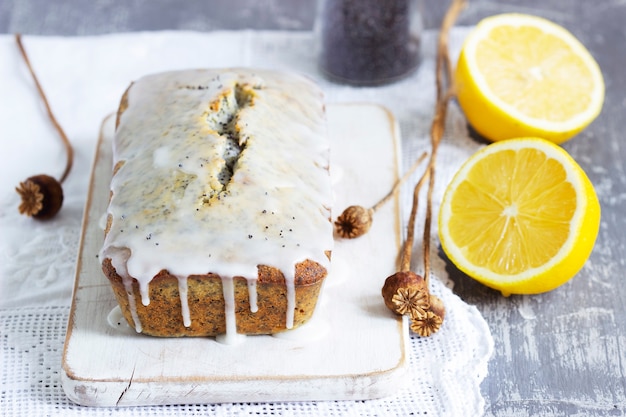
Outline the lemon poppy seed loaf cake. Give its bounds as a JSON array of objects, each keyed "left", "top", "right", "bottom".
[{"left": 101, "top": 68, "right": 333, "bottom": 340}]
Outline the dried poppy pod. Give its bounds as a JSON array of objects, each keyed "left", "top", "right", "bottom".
[
  {"left": 334, "top": 205, "right": 373, "bottom": 239},
  {"left": 410, "top": 309, "right": 444, "bottom": 337},
  {"left": 14, "top": 34, "right": 73, "bottom": 221},
  {"left": 410, "top": 294, "right": 445, "bottom": 337},
  {"left": 381, "top": 271, "right": 430, "bottom": 317},
  {"left": 16, "top": 174, "right": 64, "bottom": 220}
]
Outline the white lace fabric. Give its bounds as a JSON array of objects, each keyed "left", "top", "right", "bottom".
[{"left": 0, "top": 29, "right": 493, "bottom": 416}]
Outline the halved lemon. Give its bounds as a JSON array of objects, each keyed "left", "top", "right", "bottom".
[
  {"left": 455, "top": 13, "right": 605, "bottom": 144},
  {"left": 438, "top": 138, "right": 600, "bottom": 296}
]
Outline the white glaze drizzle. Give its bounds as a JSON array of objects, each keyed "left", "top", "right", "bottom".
[
  {"left": 101, "top": 69, "right": 332, "bottom": 339},
  {"left": 177, "top": 276, "right": 192, "bottom": 327},
  {"left": 122, "top": 276, "right": 142, "bottom": 333},
  {"left": 138, "top": 279, "right": 150, "bottom": 306},
  {"left": 108, "top": 247, "right": 143, "bottom": 333},
  {"left": 221, "top": 276, "right": 238, "bottom": 337},
  {"left": 246, "top": 279, "right": 258, "bottom": 313},
  {"left": 284, "top": 269, "right": 296, "bottom": 329}
]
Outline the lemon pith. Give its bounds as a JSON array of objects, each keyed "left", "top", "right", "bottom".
[
  {"left": 455, "top": 13, "right": 605, "bottom": 144},
  {"left": 439, "top": 138, "right": 600, "bottom": 295}
]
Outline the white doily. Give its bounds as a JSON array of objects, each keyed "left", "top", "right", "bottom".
[{"left": 0, "top": 29, "right": 493, "bottom": 416}]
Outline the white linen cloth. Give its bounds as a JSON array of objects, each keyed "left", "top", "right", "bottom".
[{"left": 0, "top": 29, "right": 493, "bottom": 416}]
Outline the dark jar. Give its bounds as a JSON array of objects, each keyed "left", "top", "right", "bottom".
[{"left": 318, "top": 0, "right": 423, "bottom": 86}]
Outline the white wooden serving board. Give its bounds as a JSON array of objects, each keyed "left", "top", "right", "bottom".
[{"left": 62, "top": 103, "right": 409, "bottom": 407}]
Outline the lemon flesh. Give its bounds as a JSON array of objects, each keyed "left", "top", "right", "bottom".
[{"left": 439, "top": 138, "right": 600, "bottom": 296}]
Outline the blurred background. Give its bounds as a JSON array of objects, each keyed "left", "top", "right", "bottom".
[{"left": 0, "top": 0, "right": 604, "bottom": 35}]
